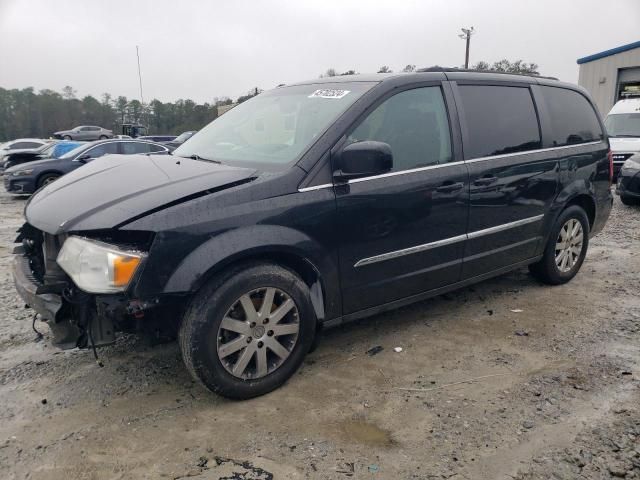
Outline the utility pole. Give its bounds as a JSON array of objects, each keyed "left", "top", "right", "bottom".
[
  {"left": 136, "top": 45, "right": 144, "bottom": 105},
  {"left": 458, "top": 27, "right": 475, "bottom": 69}
]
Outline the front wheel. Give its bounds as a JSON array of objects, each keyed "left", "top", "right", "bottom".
[
  {"left": 179, "top": 262, "right": 316, "bottom": 399},
  {"left": 37, "top": 173, "right": 60, "bottom": 189},
  {"left": 529, "top": 205, "right": 589, "bottom": 285},
  {"left": 99, "top": 135, "right": 108, "bottom": 140},
  {"left": 63, "top": 135, "right": 72, "bottom": 140}
]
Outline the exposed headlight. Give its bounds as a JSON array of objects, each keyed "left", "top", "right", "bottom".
[
  {"left": 57, "top": 236, "right": 146, "bottom": 293},
  {"left": 11, "top": 169, "right": 34, "bottom": 176}
]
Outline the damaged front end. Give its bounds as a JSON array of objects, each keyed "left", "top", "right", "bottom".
[{"left": 13, "top": 224, "right": 179, "bottom": 350}]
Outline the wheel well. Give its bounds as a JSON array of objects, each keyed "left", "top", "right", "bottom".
[
  {"left": 199, "top": 251, "right": 326, "bottom": 319},
  {"left": 565, "top": 194, "right": 595, "bottom": 229}
]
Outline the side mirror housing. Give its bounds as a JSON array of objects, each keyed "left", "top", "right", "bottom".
[
  {"left": 335, "top": 141, "right": 393, "bottom": 180},
  {"left": 76, "top": 154, "right": 92, "bottom": 163}
]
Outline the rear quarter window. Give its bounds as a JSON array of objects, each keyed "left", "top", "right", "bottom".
[
  {"left": 458, "top": 85, "right": 541, "bottom": 159},
  {"left": 540, "top": 86, "right": 603, "bottom": 146}
]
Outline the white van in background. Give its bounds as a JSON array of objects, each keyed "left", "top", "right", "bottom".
[{"left": 605, "top": 97, "right": 640, "bottom": 178}]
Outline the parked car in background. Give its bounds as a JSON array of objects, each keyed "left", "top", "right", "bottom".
[
  {"left": 138, "top": 135, "right": 177, "bottom": 142},
  {"left": 3, "top": 141, "right": 83, "bottom": 171},
  {"left": 53, "top": 126, "right": 114, "bottom": 141},
  {"left": 604, "top": 98, "right": 640, "bottom": 179},
  {"left": 11, "top": 71, "right": 612, "bottom": 399},
  {"left": 4, "top": 139, "right": 169, "bottom": 194},
  {"left": 0, "top": 138, "right": 49, "bottom": 162},
  {"left": 164, "top": 130, "right": 196, "bottom": 148},
  {"left": 616, "top": 153, "right": 640, "bottom": 205}
]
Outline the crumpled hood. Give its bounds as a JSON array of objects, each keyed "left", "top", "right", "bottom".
[
  {"left": 610, "top": 137, "right": 640, "bottom": 153},
  {"left": 25, "top": 154, "right": 257, "bottom": 234}
]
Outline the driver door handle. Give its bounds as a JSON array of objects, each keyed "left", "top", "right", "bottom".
[{"left": 435, "top": 181, "right": 464, "bottom": 193}]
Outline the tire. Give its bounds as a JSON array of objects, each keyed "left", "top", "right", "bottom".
[
  {"left": 179, "top": 262, "right": 317, "bottom": 399},
  {"left": 63, "top": 135, "right": 72, "bottom": 140},
  {"left": 620, "top": 195, "right": 639, "bottom": 206},
  {"left": 529, "top": 205, "right": 589, "bottom": 285},
  {"left": 99, "top": 135, "right": 108, "bottom": 140},
  {"left": 37, "top": 173, "right": 60, "bottom": 189}
]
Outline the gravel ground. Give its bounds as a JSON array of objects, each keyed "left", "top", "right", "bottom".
[{"left": 0, "top": 191, "right": 638, "bottom": 480}]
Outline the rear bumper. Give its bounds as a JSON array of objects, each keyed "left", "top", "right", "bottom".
[{"left": 590, "top": 189, "right": 613, "bottom": 237}]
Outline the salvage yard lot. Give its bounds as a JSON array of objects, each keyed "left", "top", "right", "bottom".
[{"left": 0, "top": 192, "right": 638, "bottom": 480}]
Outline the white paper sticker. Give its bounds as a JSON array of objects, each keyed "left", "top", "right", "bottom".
[{"left": 308, "top": 89, "right": 351, "bottom": 99}]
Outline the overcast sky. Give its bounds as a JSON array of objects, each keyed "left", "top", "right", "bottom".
[{"left": 1, "top": 0, "right": 638, "bottom": 104}]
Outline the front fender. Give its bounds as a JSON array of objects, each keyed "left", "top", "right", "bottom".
[{"left": 150, "top": 225, "right": 341, "bottom": 320}]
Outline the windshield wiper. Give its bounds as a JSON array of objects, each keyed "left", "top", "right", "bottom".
[{"left": 183, "top": 154, "right": 222, "bottom": 164}]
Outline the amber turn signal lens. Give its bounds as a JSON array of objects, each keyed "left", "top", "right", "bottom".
[{"left": 113, "top": 256, "right": 141, "bottom": 287}]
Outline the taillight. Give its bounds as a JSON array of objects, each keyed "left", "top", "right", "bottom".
[{"left": 608, "top": 150, "right": 613, "bottom": 187}]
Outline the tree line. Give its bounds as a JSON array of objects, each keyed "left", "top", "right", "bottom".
[
  {"left": 320, "top": 59, "right": 540, "bottom": 77},
  {"left": 0, "top": 86, "right": 262, "bottom": 142}
]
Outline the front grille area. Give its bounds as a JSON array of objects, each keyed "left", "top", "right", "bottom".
[
  {"left": 612, "top": 153, "right": 635, "bottom": 164},
  {"left": 16, "top": 224, "right": 66, "bottom": 285}
]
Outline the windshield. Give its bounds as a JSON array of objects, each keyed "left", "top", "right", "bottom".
[
  {"left": 605, "top": 113, "right": 640, "bottom": 137},
  {"left": 38, "top": 143, "right": 55, "bottom": 155},
  {"left": 174, "top": 82, "right": 376, "bottom": 167},
  {"left": 59, "top": 143, "right": 89, "bottom": 160}
]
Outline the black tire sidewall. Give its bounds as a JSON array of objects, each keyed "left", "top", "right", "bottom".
[
  {"left": 541, "top": 206, "right": 590, "bottom": 284},
  {"left": 37, "top": 173, "right": 60, "bottom": 189},
  {"left": 180, "top": 264, "right": 316, "bottom": 399}
]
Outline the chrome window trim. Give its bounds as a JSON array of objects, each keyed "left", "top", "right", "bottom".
[
  {"left": 341, "top": 141, "right": 604, "bottom": 185},
  {"left": 298, "top": 183, "right": 334, "bottom": 193},
  {"left": 298, "top": 141, "right": 604, "bottom": 191},
  {"left": 354, "top": 214, "right": 544, "bottom": 268}
]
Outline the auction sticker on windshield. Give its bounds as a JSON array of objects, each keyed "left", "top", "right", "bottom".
[{"left": 308, "top": 89, "right": 350, "bottom": 99}]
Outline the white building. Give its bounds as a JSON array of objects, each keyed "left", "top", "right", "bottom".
[{"left": 577, "top": 40, "right": 640, "bottom": 116}]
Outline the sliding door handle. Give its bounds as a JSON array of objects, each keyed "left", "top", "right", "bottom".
[{"left": 473, "top": 176, "right": 498, "bottom": 186}]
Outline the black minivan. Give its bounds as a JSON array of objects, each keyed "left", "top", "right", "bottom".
[{"left": 13, "top": 71, "right": 613, "bottom": 399}]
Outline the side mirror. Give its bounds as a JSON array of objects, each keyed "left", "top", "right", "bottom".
[
  {"left": 335, "top": 141, "right": 393, "bottom": 180},
  {"left": 76, "top": 154, "right": 92, "bottom": 163}
]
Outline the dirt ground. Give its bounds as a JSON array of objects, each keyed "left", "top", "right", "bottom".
[{"left": 0, "top": 191, "right": 638, "bottom": 480}]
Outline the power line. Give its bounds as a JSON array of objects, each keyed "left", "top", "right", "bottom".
[{"left": 458, "top": 27, "right": 475, "bottom": 69}]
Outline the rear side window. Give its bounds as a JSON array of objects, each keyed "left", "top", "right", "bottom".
[
  {"left": 85, "top": 142, "right": 119, "bottom": 158},
  {"left": 348, "top": 86, "right": 452, "bottom": 172},
  {"left": 121, "top": 142, "right": 152, "bottom": 154},
  {"left": 12, "top": 141, "right": 42, "bottom": 149},
  {"left": 458, "top": 85, "right": 541, "bottom": 159},
  {"left": 540, "top": 86, "right": 603, "bottom": 146}
]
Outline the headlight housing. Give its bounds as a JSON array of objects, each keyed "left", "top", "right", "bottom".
[
  {"left": 12, "top": 169, "right": 34, "bottom": 176},
  {"left": 57, "top": 236, "right": 146, "bottom": 293}
]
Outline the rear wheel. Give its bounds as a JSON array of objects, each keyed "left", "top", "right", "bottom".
[
  {"left": 37, "top": 173, "right": 60, "bottom": 189},
  {"left": 179, "top": 262, "right": 316, "bottom": 399},
  {"left": 529, "top": 205, "right": 589, "bottom": 285},
  {"left": 99, "top": 135, "right": 108, "bottom": 140},
  {"left": 620, "top": 195, "right": 639, "bottom": 206}
]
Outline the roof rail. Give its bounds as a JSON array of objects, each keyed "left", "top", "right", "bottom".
[{"left": 416, "top": 66, "right": 558, "bottom": 81}]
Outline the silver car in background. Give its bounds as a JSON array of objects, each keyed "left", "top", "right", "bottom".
[{"left": 53, "top": 125, "right": 113, "bottom": 141}]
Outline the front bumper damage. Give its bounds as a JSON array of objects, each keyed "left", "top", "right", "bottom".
[{"left": 12, "top": 226, "right": 180, "bottom": 350}]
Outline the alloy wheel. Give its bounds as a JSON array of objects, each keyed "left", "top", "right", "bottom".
[
  {"left": 216, "top": 287, "right": 300, "bottom": 380},
  {"left": 555, "top": 218, "right": 584, "bottom": 273}
]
